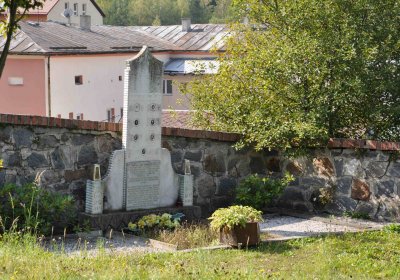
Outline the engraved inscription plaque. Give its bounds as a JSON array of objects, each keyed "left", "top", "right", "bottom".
[{"left": 126, "top": 161, "right": 160, "bottom": 210}]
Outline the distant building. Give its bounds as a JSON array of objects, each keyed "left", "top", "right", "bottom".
[
  {"left": 0, "top": 19, "right": 226, "bottom": 121},
  {"left": 1, "top": 0, "right": 105, "bottom": 26}
]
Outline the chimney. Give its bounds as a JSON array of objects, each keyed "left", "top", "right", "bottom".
[
  {"left": 181, "top": 18, "right": 191, "bottom": 32},
  {"left": 80, "top": 15, "right": 91, "bottom": 31}
]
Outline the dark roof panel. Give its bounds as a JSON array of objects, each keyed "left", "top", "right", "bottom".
[{"left": 0, "top": 22, "right": 228, "bottom": 55}]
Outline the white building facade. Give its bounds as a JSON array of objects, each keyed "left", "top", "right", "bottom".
[{"left": 49, "top": 0, "right": 104, "bottom": 26}]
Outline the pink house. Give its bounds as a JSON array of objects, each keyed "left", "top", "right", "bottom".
[
  {"left": 0, "top": 57, "right": 47, "bottom": 115},
  {"left": 0, "top": 19, "right": 226, "bottom": 121}
]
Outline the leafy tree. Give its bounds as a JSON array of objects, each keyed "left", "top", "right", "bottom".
[
  {"left": 184, "top": 0, "right": 400, "bottom": 151},
  {"left": 0, "top": 0, "right": 44, "bottom": 77},
  {"left": 104, "top": 0, "right": 134, "bottom": 26},
  {"left": 209, "top": 0, "right": 238, "bottom": 23},
  {"left": 188, "top": 0, "right": 212, "bottom": 24},
  {"left": 96, "top": 0, "right": 234, "bottom": 26},
  {"left": 135, "top": 0, "right": 181, "bottom": 26}
]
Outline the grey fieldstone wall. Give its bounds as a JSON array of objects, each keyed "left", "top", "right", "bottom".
[
  {"left": 0, "top": 125, "right": 121, "bottom": 211},
  {"left": 163, "top": 138, "right": 400, "bottom": 220},
  {"left": 278, "top": 149, "right": 400, "bottom": 221},
  {"left": 162, "top": 137, "right": 281, "bottom": 216},
  {"left": 1, "top": 124, "right": 400, "bottom": 220}
]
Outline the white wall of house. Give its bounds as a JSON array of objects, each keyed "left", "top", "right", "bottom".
[
  {"left": 49, "top": 53, "right": 216, "bottom": 121},
  {"left": 50, "top": 54, "right": 130, "bottom": 121},
  {"left": 48, "top": 0, "right": 103, "bottom": 26}
]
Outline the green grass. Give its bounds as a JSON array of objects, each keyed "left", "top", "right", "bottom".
[
  {"left": 1, "top": 230, "right": 400, "bottom": 279},
  {"left": 155, "top": 223, "right": 219, "bottom": 250}
]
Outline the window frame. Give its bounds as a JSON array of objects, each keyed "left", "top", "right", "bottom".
[
  {"left": 73, "top": 3, "right": 78, "bottom": 16},
  {"left": 163, "top": 79, "right": 173, "bottom": 95},
  {"left": 75, "top": 75, "right": 83, "bottom": 85}
]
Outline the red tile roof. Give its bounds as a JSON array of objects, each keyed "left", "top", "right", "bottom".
[
  {"left": 162, "top": 110, "right": 198, "bottom": 129},
  {"left": 23, "top": 0, "right": 59, "bottom": 15}
]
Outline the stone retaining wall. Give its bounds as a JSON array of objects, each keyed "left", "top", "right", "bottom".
[
  {"left": 1, "top": 114, "right": 400, "bottom": 220},
  {"left": 278, "top": 148, "right": 400, "bottom": 221},
  {"left": 0, "top": 125, "right": 122, "bottom": 210}
]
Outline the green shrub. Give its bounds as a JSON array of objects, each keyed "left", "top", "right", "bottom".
[
  {"left": 383, "top": 224, "right": 400, "bottom": 233},
  {"left": 209, "top": 205, "right": 263, "bottom": 231},
  {"left": 317, "top": 186, "right": 335, "bottom": 205},
  {"left": 0, "top": 183, "right": 77, "bottom": 235},
  {"left": 343, "top": 211, "right": 370, "bottom": 220},
  {"left": 128, "top": 213, "right": 183, "bottom": 233},
  {"left": 235, "top": 173, "right": 294, "bottom": 210}
]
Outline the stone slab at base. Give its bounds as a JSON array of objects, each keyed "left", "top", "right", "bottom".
[{"left": 79, "top": 206, "right": 202, "bottom": 231}]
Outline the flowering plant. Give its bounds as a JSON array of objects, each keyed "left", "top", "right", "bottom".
[{"left": 128, "top": 213, "right": 183, "bottom": 232}]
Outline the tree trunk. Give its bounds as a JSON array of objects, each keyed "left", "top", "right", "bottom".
[{"left": 0, "top": 1, "right": 18, "bottom": 78}]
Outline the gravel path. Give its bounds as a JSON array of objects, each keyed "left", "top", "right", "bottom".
[
  {"left": 42, "top": 215, "right": 390, "bottom": 255},
  {"left": 42, "top": 232, "right": 164, "bottom": 256},
  {"left": 260, "top": 214, "right": 387, "bottom": 239}
]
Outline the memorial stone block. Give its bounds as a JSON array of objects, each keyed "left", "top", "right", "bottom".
[
  {"left": 123, "top": 46, "right": 163, "bottom": 211},
  {"left": 96, "top": 46, "right": 193, "bottom": 212}
]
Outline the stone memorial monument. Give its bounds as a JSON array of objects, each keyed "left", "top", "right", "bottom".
[{"left": 85, "top": 46, "right": 194, "bottom": 217}]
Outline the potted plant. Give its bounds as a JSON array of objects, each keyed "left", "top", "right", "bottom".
[{"left": 209, "top": 205, "right": 263, "bottom": 247}]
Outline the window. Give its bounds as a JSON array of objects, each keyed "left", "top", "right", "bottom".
[
  {"left": 8, "top": 77, "right": 23, "bottom": 86},
  {"left": 118, "top": 75, "right": 123, "bottom": 81},
  {"left": 82, "top": 3, "right": 87, "bottom": 15},
  {"left": 163, "top": 79, "right": 173, "bottom": 95},
  {"left": 65, "top": 2, "right": 69, "bottom": 9},
  {"left": 75, "top": 75, "right": 83, "bottom": 85},
  {"left": 73, "top": 3, "right": 78, "bottom": 16}
]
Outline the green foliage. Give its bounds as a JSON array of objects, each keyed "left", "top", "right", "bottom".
[
  {"left": 208, "top": 0, "right": 237, "bottom": 23},
  {"left": 0, "top": 0, "right": 45, "bottom": 77},
  {"left": 96, "top": 0, "right": 236, "bottom": 26},
  {"left": 185, "top": 0, "right": 400, "bottom": 151},
  {"left": 383, "top": 224, "right": 400, "bottom": 233},
  {"left": 317, "top": 186, "right": 335, "bottom": 206},
  {"left": 3, "top": 231, "right": 400, "bottom": 278},
  {"left": 72, "top": 220, "right": 92, "bottom": 233},
  {"left": 343, "top": 211, "right": 370, "bottom": 220},
  {"left": 156, "top": 223, "right": 219, "bottom": 250},
  {"left": 0, "top": 183, "right": 77, "bottom": 235},
  {"left": 235, "top": 173, "right": 293, "bottom": 210},
  {"left": 128, "top": 213, "right": 182, "bottom": 232},
  {"left": 208, "top": 205, "right": 263, "bottom": 231}
]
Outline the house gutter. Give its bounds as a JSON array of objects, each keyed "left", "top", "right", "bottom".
[{"left": 46, "top": 55, "right": 51, "bottom": 117}]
